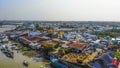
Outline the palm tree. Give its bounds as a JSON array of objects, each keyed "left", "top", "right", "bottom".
[{"left": 59, "top": 48, "right": 66, "bottom": 56}]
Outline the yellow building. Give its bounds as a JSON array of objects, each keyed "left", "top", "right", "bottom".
[{"left": 58, "top": 31, "right": 65, "bottom": 38}]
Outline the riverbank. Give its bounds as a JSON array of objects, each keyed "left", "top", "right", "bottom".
[
  {"left": 0, "top": 41, "right": 53, "bottom": 68},
  {"left": 0, "top": 49, "right": 52, "bottom": 68}
]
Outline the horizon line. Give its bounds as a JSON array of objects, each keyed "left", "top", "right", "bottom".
[{"left": 0, "top": 20, "right": 120, "bottom": 22}]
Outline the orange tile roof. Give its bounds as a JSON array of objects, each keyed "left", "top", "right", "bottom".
[
  {"left": 41, "top": 40, "right": 60, "bottom": 46},
  {"left": 67, "top": 42, "right": 88, "bottom": 50},
  {"left": 20, "top": 35, "right": 46, "bottom": 44}
]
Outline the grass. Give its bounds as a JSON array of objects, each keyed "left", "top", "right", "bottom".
[
  {"left": 22, "top": 51, "right": 38, "bottom": 58},
  {"left": 19, "top": 46, "right": 30, "bottom": 51}
]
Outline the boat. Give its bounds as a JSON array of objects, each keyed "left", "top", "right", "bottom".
[{"left": 3, "top": 50, "right": 14, "bottom": 58}]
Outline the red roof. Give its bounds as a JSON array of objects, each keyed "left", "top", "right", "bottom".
[
  {"left": 26, "top": 35, "right": 43, "bottom": 42},
  {"left": 67, "top": 42, "right": 88, "bottom": 50},
  {"left": 20, "top": 35, "right": 45, "bottom": 43},
  {"left": 21, "top": 33, "right": 28, "bottom": 36},
  {"left": 19, "top": 37, "right": 32, "bottom": 44},
  {"left": 51, "top": 40, "right": 60, "bottom": 43}
]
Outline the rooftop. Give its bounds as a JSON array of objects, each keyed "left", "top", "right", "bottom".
[{"left": 67, "top": 42, "right": 88, "bottom": 50}]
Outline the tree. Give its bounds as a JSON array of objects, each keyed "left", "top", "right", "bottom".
[
  {"left": 36, "top": 24, "right": 41, "bottom": 29},
  {"left": 112, "top": 43, "right": 119, "bottom": 48},
  {"left": 59, "top": 47, "right": 72, "bottom": 56},
  {"left": 114, "top": 52, "right": 120, "bottom": 59},
  {"left": 80, "top": 29, "right": 87, "bottom": 33},
  {"left": 44, "top": 44, "right": 56, "bottom": 52},
  {"left": 55, "top": 43, "right": 62, "bottom": 48},
  {"left": 59, "top": 47, "right": 66, "bottom": 55},
  {"left": 47, "top": 33, "right": 54, "bottom": 38}
]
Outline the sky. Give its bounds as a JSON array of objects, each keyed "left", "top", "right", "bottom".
[{"left": 0, "top": 0, "right": 120, "bottom": 21}]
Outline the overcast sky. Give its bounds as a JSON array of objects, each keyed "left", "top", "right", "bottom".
[{"left": 0, "top": 0, "right": 120, "bottom": 21}]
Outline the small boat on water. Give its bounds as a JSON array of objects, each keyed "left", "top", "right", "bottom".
[{"left": 1, "top": 49, "right": 14, "bottom": 58}]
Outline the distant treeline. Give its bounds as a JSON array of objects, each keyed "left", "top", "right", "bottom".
[{"left": 1, "top": 20, "right": 120, "bottom": 25}]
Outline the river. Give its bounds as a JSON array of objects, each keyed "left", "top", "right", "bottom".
[{"left": 0, "top": 49, "right": 53, "bottom": 68}]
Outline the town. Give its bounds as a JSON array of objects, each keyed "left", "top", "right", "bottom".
[{"left": 0, "top": 21, "right": 120, "bottom": 68}]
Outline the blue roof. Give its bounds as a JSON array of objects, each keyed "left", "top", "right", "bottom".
[
  {"left": 100, "top": 53, "right": 112, "bottom": 64},
  {"left": 63, "top": 33, "right": 68, "bottom": 38},
  {"left": 29, "top": 31, "right": 40, "bottom": 36}
]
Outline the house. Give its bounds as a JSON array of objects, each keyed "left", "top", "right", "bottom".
[
  {"left": 0, "top": 45, "right": 3, "bottom": 50},
  {"left": 41, "top": 39, "right": 60, "bottom": 46},
  {"left": 99, "top": 40, "right": 110, "bottom": 47},
  {"left": 19, "top": 35, "right": 48, "bottom": 49},
  {"left": 86, "top": 35, "right": 98, "bottom": 40},
  {"left": 0, "top": 34, "right": 9, "bottom": 43},
  {"left": 93, "top": 53, "right": 113, "bottom": 68},
  {"left": 94, "top": 26, "right": 104, "bottom": 32},
  {"left": 20, "top": 31, "right": 29, "bottom": 37},
  {"left": 111, "top": 38, "right": 120, "bottom": 44},
  {"left": 58, "top": 31, "right": 65, "bottom": 39},
  {"left": 2, "top": 37, "right": 9, "bottom": 42},
  {"left": 18, "top": 30, "right": 49, "bottom": 49},
  {"left": 8, "top": 31, "right": 22, "bottom": 41},
  {"left": 63, "top": 32, "right": 83, "bottom": 41},
  {"left": 20, "top": 31, "right": 41, "bottom": 37},
  {"left": 67, "top": 42, "right": 88, "bottom": 53},
  {"left": 89, "top": 39, "right": 111, "bottom": 49},
  {"left": 81, "top": 33, "right": 98, "bottom": 40},
  {"left": 24, "top": 23, "right": 35, "bottom": 29}
]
